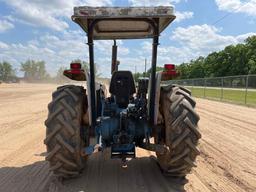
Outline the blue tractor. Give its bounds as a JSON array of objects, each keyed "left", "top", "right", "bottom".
[{"left": 44, "top": 6, "right": 201, "bottom": 179}]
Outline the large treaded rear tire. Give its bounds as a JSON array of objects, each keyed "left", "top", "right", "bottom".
[
  {"left": 44, "top": 85, "right": 88, "bottom": 178},
  {"left": 156, "top": 85, "right": 201, "bottom": 177}
]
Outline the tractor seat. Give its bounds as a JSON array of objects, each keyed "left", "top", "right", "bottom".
[{"left": 109, "top": 71, "right": 136, "bottom": 108}]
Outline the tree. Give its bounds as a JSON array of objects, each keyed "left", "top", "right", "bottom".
[
  {"left": 0, "top": 61, "right": 16, "bottom": 82},
  {"left": 245, "top": 36, "right": 256, "bottom": 74},
  {"left": 20, "top": 60, "right": 49, "bottom": 81},
  {"left": 248, "top": 59, "right": 256, "bottom": 74},
  {"left": 37, "top": 61, "right": 48, "bottom": 80},
  {"left": 176, "top": 35, "right": 256, "bottom": 79},
  {"left": 189, "top": 57, "right": 206, "bottom": 78}
]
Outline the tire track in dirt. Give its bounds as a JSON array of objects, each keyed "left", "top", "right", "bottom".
[
  {"left": 0, "top": 111, "right": 46, "bottom": 136},
  {"left": 191, "top": 98, "right": 256, "bottom": 192},
  {"left": 197, "top": 107, "right": 256, "bottom": 131},
  {"left": 198, "top": 110, "right": 256, "bottom": 158},
  {"left": 195, "top": 98, "right": 256, "bottom": 125},
  {"left": 199, "top": 140, "right": 254, "bottom": 192},
  {"left": 197, "top": 110, "right": 256, "bottom": 156}
]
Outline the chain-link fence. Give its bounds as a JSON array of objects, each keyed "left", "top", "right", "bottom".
[{"left": 165, "top": 75, "right": 256, "bottom": 106}]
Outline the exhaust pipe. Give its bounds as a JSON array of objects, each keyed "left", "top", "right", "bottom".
[{"left": 111, "top": 40, "right": 118, "bottom": 74}]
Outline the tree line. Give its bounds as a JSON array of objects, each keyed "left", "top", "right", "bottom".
[
  {"left": 0, "top": 59, "right": 100, "bottom": 83},
  {"left": 133, "top": 35, "right": 256, "bottom": 80},
  {"left": 0, "top": 60, "right": 52, "bottom": 83},
  {"left": 176, "top": 35, "right": 256, "bottom": 79}
]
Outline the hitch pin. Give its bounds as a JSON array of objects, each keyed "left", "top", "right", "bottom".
[{"left": 121, "top": 157, "right": 128, "bottom": 168}]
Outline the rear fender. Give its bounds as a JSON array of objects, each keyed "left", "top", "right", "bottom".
[
  {"left": 85, "top": 71, "right": 92, "bottom": 126},
  {"left": 154, "top": 72, "right": 162, "bottom": 125},
  {"left": 86, "top": 73, "right": 107, "bottom": 126},
  {"left": 148, "top": 72, "right": 162, "bottom": 125}
]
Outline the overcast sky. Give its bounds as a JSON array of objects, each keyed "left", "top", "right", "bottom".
[{"left": 0, "top": 0, "right": 256, "bottom": 77}]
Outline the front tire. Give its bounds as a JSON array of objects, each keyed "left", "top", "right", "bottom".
[
  {"left": 156, "top": 85, "right": 201, "bottom": 177},
  {"left": 44, "top": 85, "right": 89, "bottom": 178}
]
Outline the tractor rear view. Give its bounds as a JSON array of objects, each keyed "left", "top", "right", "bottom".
[{"left": 44, "top": 6, "right": 201, "bottom": 179}]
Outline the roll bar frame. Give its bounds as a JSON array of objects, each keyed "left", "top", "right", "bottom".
[{"left": 87, "top": 18, "right": 159, "bottom": 130}]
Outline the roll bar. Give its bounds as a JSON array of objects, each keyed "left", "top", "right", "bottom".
[{"left": 71, "top": 6, "right": 176, "bottom": 131}]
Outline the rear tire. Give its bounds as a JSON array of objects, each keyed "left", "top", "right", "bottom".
[
  {"left": 156, "top": 85, "right": 201, "bottom": 177},
  {"left": 44, "top": 85, "right": 89, "bottom": 178}
]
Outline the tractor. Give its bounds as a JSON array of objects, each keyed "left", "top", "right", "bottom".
[{"left": 44, "top": 6, "right": 201, "bottom": 179}]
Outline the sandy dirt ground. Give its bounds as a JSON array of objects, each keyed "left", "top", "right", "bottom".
[{"left": 0, "top": 83, "right": 255, "bottom": 192}]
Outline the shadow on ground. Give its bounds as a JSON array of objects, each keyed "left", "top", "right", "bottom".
[
  {"left": 0, "top": 161, "right": 51, "bottom": 192},
  {"left": 0, "top": 152, "right": 187, "bottom": 192}
]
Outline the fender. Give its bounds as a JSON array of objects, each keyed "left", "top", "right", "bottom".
[{"left": 147, "top": 72, "right": 162, "bottom": 125}]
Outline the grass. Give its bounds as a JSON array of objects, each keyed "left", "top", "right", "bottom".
[{"left": 186, "top": 87, "right": 256, "bottom": 106}]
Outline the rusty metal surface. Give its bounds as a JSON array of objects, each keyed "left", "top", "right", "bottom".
[
  {"left": 73, "top": 6, "right": 174, "bottom": 18},
  {"left": 72, "top": 6, "right": 176, "bottom": 39}
]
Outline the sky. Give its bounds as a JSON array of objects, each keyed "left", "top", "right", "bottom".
[{"left": 0, "top": 0, "right": 256, "bottom": 77}]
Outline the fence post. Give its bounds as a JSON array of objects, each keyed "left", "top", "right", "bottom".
[
  {"left": 221, "top": 77, "right": 224, "bottom": 101},
  {"left": 245, "top": 75, "right": 249, "bottom": 104},
  {"left": 191, "top": 79, "right": 194, "bottom": 94},
  {"left": 204, "top": 78, "right": 206, "bottom": 98}
]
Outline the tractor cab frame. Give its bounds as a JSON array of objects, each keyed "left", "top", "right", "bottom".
[{"left": 71, "top": 6, "right": 176, "bottom": 129}]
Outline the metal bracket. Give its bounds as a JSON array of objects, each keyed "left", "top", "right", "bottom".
[
  {"left": 82, "top": 144, "right": 103, "bottom": 156},
  {"left": 139, "top": 142, "right": 166, "bottom": 155}
]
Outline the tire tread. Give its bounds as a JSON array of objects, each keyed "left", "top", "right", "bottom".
[
  {"left": 45, "top": 85, "right": 88, "bottom": 178},
  {"left": 157, "top": 85, "right": 201, "bottom": 177}
]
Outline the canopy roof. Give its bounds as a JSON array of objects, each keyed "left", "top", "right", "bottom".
[{"left": 72, "top": 6, "right": 176, "bottom": 40}]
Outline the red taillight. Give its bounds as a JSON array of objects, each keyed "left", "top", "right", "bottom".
[
  {"left": 71, "top": 63, "right": 81, "bottom": 69},
  {"left": 162, "top": 64, "right": 178, "bottom": 81},
  {"left": 164, "top": 64, "right": 175, "bottom": 70},
  {"left": 63, "top": 62, "right": 86, "bottom": 81}
]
